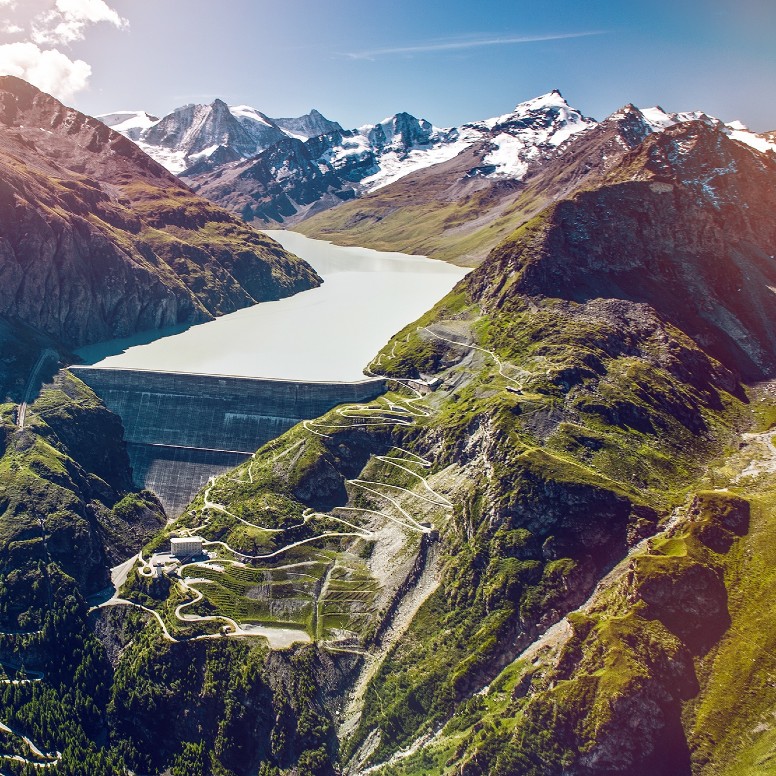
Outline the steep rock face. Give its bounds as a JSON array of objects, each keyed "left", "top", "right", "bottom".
[
  {"left": 188, "top": 132, "right": 362, "bottom": 224},
  {"left": 141, "top": 99, "right": 288, "bottom": 168},
  {"left": 0, "top": 76, "right": 319, "bottom": 348},
  {"left": 367, "top": 112, "right": 436, "bottom": 151},
  {"left": 273, "top": 107, "right": 343, "bottom": 139}
]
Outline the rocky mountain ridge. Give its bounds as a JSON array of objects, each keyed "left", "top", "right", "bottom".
[
  {"left": 297, "top": 100, "right": 776, "bottom": 264},
  {"left": 0, "top": 76, "right": 320, "bottom": 350},
  {"left": 104, "top": 91, "right": 776, "bottom": 243}
]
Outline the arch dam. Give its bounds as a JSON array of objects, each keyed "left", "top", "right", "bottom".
[{"left": 70, "top": 367, "right": 385, "bottom": 517}]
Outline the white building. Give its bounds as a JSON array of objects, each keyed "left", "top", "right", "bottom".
[{"left": 170, "top": 536, "right": 204, "bottom": 558}]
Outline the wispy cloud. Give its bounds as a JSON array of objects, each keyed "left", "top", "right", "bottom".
[{"left": 341, "top": 31, "right": 606, "bottom": 60}]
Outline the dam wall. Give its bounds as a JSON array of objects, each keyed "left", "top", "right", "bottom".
[{"left": 71, "top": 367, "right": 385, "bottom": 516}]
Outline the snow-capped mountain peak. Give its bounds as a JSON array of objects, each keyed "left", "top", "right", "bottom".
[
  {"left": 459, "top": 89, "right": 596, "bottom": 179},
  {"left": 616, "top": 105, "right": 776, "bottom": 154},
  {"left": 97, "top": 110, "right": 160, "bottom": 141},
  {"left": 272, "top": 108, "right": 343, "bottom": 140},
  {"left": 228, "top": 104, "right": 276, "bottom": 128},
  {"left": 101, "top": 90, "right": 774, "bottom": 229},
  {"left": 101, "top": 100, "right": 347, "bottom": 174},
  {"left": 639, "top": 105, "right": 717, "bottom": 131}
]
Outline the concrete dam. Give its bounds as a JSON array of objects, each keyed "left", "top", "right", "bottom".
[{"left": 71, "top": 367, "right": 385, "bottom": 516}]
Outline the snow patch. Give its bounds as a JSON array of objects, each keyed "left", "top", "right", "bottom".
[
  {"left": 229, "top": 104, "right": 272, "bottom": 127},
  {"left": 482, "top": 133, "right": 529, "bottom": 179},
  {"left": 98, "top": 111, "right": 159, "bottom": 133},
  {"left": 640, "top": 106, "right": 715, "bottom": 132},
  {"left": 360, "top": 136, "right": 473, "bottom": 191},
  {"left": 725, "top": 123, "right": 776, "bottom": 154},
  {"left": 188, "top": 144, "right": 221, "bottom": 163},
  {"left": 134, "top": 141, "right": 188, "bottom": 174}
]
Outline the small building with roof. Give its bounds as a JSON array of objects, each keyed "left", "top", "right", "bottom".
[{"left": 170, "top": 536, "right": 204, "bottom": 558}]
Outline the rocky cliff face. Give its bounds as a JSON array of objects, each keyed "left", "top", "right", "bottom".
[
  {"left": 0, "top": 76, "right": 320, "bottom": 349},
  {"left": 186, "top": 131, "right": 362, "bottom": 224},
  {"left": 475, "top": 121, "right": 776, "bottom": 379}
]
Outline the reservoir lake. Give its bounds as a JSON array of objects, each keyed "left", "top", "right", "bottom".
[{"left": 76, "top": 231, "right": 469, "bottom": 382}]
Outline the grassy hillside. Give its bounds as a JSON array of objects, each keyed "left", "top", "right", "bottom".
[{"left": 101, "top": 117, "right": 776, "bottom": 775}]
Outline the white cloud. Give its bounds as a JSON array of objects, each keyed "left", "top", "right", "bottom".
[
  {"left": 0, "top": 41, "right": 91, "bottom": 99},
  {"left": 343, "top": 31, "right": 606, "bottom": 60},
  {"left": 0, "top": 1, "right": 17, "bottom": 8},
  {"left": 55, "top": 0, "right": 124, "bottom": 25},
  {"left": 32, "top": 0, "right": 127, "bottom": 46},
  {"left": 1, "top": 22, "right": 22, "bottom": 33}
]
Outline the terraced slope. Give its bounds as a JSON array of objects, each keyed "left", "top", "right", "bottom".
[{"left": 98, "top": 118, "right": 776, "bottom": 774}]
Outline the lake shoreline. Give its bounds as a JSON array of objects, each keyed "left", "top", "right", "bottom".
[{"left": 76, "top": 232, "right": 469, "bottom": 383}]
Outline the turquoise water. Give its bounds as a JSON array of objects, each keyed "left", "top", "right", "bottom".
[{"left": 76, "top": 231, "right": 469, "bottom": 382}]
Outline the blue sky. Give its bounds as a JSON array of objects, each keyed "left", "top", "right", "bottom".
[{"left": 0, "top": 0, "right": 775, "bottom": 130}]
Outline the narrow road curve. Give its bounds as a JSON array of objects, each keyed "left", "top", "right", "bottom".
[
  {"left": 0, "top": 719, "right": 61, "bottom": 769},
  {"left": 419, "top": 327, "right": 523, "bottom": 388},
  {"left": 97, "top": 551, "right": 312, "bottom": 649},
  {"left": 16, "top": 349, "right": 57, "bottom": 430}
]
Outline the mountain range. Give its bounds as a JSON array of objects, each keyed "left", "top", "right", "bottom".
[
  {"left": 102, "top": 91, "right": 776, "bottom": 264},
  {"left": 0, "top": 75, "right": 773, "bottom": 776}
]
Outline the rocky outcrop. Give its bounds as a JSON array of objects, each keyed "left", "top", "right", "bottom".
[
  {"left": 188, "top": 131, "right": 364, "bottom": 224},
  {"left": 475, "top": 121, "right": 776, "bottom": 378},
  {"left": 0, "top": 371, "right": 165, "bottom": 612}
]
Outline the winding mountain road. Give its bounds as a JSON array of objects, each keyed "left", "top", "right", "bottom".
[
  {"left": 0, "top": 719, "right": 61, "bottom": 769},
  {"left": 107, "top": 325, "right": 521, "bottom": 653}
]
